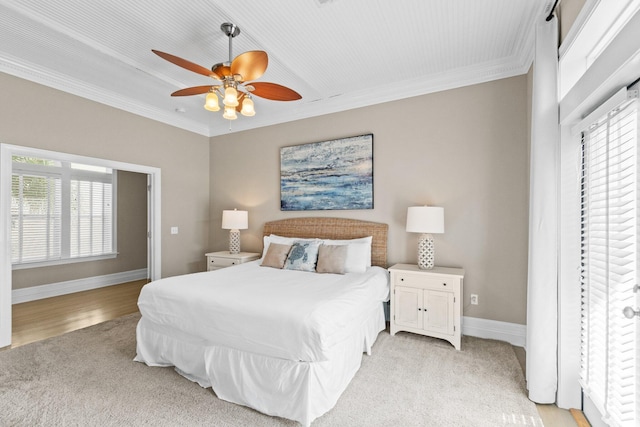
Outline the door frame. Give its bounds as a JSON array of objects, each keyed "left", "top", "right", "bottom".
[
  {"left": 557, "top": 5, "right": 640, "bottom": 411},
  {"left": 0, "top": 143, "right": 162, "bottom": 348}
]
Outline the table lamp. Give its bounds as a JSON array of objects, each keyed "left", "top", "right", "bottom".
[
  {"left": 222, "top": 209, "right": 248, "bottom": 254},
  {"left": 406, "top": 206, "right": 445, "bottom": 269}
]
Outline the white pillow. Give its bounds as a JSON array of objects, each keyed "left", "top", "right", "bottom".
[{"left": 320, "top": 236, "right": 373, "bottom": 272}]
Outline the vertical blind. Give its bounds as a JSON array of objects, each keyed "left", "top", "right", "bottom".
[
  {"left": 11, "top": 157, "right": 115, "bottom": 265},
  {"left": 581, "top": 95, "right": 639, "bottom": 427}
]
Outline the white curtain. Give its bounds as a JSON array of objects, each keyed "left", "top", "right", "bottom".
[{"left": 526, "top": 16, "right": 559, "bottom": 404}]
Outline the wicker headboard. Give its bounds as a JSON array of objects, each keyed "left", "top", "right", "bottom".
[{"left": 263, "top": 217, "right": 388, "bottom": 268}]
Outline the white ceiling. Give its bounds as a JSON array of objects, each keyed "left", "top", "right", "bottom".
[{"left": 0, "top": 0, "right": 554, "bottom": 137}]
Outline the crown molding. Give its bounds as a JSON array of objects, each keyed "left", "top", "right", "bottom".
[
  {"left": 209, "top": 56, "right": 531, "bottom": 137},
  {"left": 0, "top": 54, "right": 211, "bottom": 137},
  {"left": 2, "top": 51, "right": 530, "bottom": 139}
]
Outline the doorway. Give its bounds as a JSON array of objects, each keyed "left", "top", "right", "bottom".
[{"left": 0, "top": 143, "right": 162, "bottom": 348}]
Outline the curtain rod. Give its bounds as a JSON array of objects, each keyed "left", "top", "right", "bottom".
[{"left": 546, "top": 0, "right": 560, "bottom": 21}]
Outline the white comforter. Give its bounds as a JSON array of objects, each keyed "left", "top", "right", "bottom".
[{"left": 137, "top": 261, "right": 389, "bottom": 362}]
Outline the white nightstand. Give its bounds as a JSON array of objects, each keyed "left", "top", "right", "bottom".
[
  {"left": 388, "top": 264, "right": 465, "bottom": 350},
  {"left": 205, "top": 251, "right": 261, "bottom": 271}
]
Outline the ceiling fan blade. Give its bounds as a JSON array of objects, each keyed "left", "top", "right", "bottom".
[
  {"left": 231, "top": 51, "right": 268, "bottom": 82},
  {"left": 152, "top": 50, "right": 219, "bottom": 80},
  {"left": 171, "top": 85, "right": 217, "bottom": 96},
  {"left": 249, "top": 82, "right": 301, "bottom": 101}
]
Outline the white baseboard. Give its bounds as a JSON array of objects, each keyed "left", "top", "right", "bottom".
[
  {"left": 12, "top": 268, "right": 148, "bottom": 304},
  {"left": 462, "top": 316, "right": 526, "bottom": 348}
]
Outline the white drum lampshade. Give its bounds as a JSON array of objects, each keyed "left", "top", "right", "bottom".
[
  {"left": 406, "top": 206, "right": 445, "bottom": 269},
  {"left": 222, "top": 209, "right": 248, "bottom": 254}
]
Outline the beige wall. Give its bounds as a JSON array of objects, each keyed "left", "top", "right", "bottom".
[
  {"left": 1, "top": 72, "right": 210, "bottom": 281},
  {"left": 12, "top": 170, "right": 148, "bottom": 289},
  {"left": 2, "top": 71, "right": 530, "bottom": 325},
  {"left": 210, "top": 75, "right": 529, "bottom": 325},
  {"left": 559, "top": 0, "right": 586, "bottom": 43},
  {"left": 115, "top": 170, "right": 149, "bottom": 271}
]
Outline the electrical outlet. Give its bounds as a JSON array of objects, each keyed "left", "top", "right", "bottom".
[
  {"left": 170, "top": 226, "right": 178, "bottom": 235},
  {"left": 470, "top": 294, "right": 479, "bottom": 305}
]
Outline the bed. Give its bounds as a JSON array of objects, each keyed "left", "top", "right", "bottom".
[{"left": 134, "top": 217, "right": 389, "bottom": 426}]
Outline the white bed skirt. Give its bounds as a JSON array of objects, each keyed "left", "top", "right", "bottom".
[{"left": 134, "top": 304, "right": 385, "bottom": 426}]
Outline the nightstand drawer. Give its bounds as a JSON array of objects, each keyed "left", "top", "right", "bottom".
[
  {"left": 395, "top": 273, "right": 453, "bottom": 291},
  {"left": 205, "top": 251, "right": 261, "bottom": 271},
  {"left": 209, "top": 257, "right": 238, "bottom": 268}
]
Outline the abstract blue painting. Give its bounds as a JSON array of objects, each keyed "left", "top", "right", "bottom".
[{"left": 280, "top": 134, "right": 373, "bottom": 211}]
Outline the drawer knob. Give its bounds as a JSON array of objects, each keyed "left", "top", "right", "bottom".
[
  {"left": 418, "top": 308, "right": 422, "bottom": 311},
  {"left": 442, "top": 283, "right": 446, "bottom": 286},
  {"left": 400, "top": 278, "right": 404, "bottom": 281}
]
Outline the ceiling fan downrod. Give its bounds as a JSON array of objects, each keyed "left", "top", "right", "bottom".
[{"left": 220, "top": 22, "right": 240, "bottom": 64}]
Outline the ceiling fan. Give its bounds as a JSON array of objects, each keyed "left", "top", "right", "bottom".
[{"left": 152, "top": 22, "right": 301, "bottom": 120}]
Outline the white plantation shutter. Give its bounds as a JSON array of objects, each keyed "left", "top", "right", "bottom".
[
  {"left": 70, "top": 179, "right": 113, "bottom": 257},
  {"left": 11, "top": 157, "right": 115, "bottom": 266},
  {"left": 580, "top": 95, "right": 639, "bottom": 427},
  {"left": 11, "top": 173, "right": 62, "bottom": 263}
]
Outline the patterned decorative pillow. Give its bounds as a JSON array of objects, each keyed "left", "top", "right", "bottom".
[{"left": 284, "top": 240, "right": 321, "bottom": 272}]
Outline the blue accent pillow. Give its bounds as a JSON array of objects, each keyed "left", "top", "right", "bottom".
[{"left": 284, "top": 240, "right": 321, "bottom": 272}]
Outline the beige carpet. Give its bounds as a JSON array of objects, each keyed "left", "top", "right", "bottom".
[{"left": 0, "top": 313, "right": 542, "bottom": 426}]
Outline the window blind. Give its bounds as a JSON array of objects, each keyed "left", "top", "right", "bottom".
[
  {"left": 11, "top": 156, "right": 115, "bottom": 266},
  {"left": 580, "top": 95, "right": 639, "bottom": 427}
]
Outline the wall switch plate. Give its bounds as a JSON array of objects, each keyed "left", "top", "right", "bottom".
[
  {"left": 170, "top": 226, "right": 178, "bottom": 235},
  {"left": 470, "top": 294, "right": 479, "bottom": 305}
]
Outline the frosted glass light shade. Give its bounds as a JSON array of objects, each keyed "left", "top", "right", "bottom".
[
  {"left": 223, "top": 86, "right": 239, "bottom": 107},
  {"left": 223, "top": 106, "right": 238, "bottom": 120},
  {"left": 204, "top": 92, "right": 220, "bottom": 111},
  {"left": 240, "top": 97, "right": 255, "bottom": 116}
]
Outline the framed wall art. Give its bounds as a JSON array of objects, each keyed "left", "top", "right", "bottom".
[{"left": 280, "top": 134, "right": 373, "bottom": 211}]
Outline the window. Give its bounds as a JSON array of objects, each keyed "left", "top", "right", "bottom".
[
  {"left": 580, "top": 93, "right": 638, "bottom": 427},
  {"left": 11, "top": 155, "right": 116, "bottom": 266}
]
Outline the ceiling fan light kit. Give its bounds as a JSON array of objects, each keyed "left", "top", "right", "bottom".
[
  {"left": 153, "top": 22, "right": 301, "bottom": 121},
  {"left": 204, "top": 91, "right": 220, "bottom": 112},
  {"left": 223, "top": 85, "right": 239, "bottom": 107},
  {"left": 223, "top": 106, "right": 238, "bottom": 120},
  {"left": 240, "top": 96, "right": 255, "bottom": 116}
]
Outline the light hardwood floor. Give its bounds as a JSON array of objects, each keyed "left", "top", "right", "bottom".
[
  {"left": 11, "top": 280, "right": 147, "bottom": 348},
  {"left": 11, "top": 282, "right": 584, "bottom": 426}
]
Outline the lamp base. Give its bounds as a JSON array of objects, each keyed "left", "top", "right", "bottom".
[
  {"left": 418, "top": 233, "right": 435, "bottom": 269},
  {"left": 229, "top": 230, "right": 241, "bottom": 254}
]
